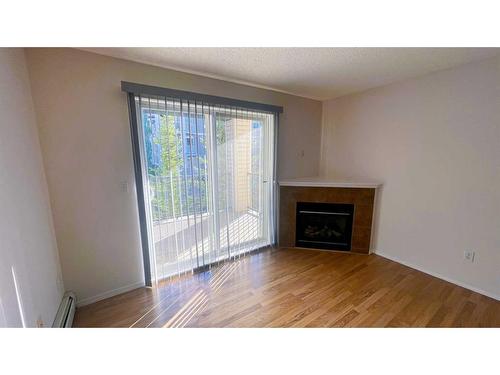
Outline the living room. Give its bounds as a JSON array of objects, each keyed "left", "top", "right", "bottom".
[{"left": 1, "top": 2, "right": 498, "bottom": 373}]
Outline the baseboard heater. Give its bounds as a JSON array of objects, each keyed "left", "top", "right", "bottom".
[{"left": 52, "top": 292, "right": 76, "bottom": 328}]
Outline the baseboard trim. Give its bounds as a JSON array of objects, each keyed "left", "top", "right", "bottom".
[
  {"left": 76, "top": 281, "right": 145, "bottom": 307},
  {"left": 374, "top": 250, "right": 499, "bottom": 301}
]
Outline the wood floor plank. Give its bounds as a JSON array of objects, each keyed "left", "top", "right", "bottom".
[{"left": 73, "top": 248, "right": 500, "bottom": 328}]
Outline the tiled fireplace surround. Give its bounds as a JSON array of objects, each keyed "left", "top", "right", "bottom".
[{"left": 278, "top": 179, "right": 379, "bottom": 254}]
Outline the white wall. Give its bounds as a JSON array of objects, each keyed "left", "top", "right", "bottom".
[
  {"left": 25, "top": 48, "right": 322, "bottom": 304},
  {"left": 321, "top": 55, "right": 500, "bottom": 299},
  {"left": 0, "top": 48, "right": 64, "bottom": 327}
]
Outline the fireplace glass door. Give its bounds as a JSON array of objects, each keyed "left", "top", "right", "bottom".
[{"left": 295, "top": 202, "right": 354, "bottom": 251}]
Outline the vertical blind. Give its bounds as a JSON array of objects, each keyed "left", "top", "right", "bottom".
[{"left": 124, "top": 83, "right": 281, "bottom": 284}]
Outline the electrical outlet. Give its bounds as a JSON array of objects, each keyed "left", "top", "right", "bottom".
[
  {"left": 120, "top": 180, "right": 129, "bottom": 193},
  {"left": 36, "top": 316, "right": 44, "bottom": 328},
  {"left": 464, "top": 250, "right": 475, "bottom": 263}
]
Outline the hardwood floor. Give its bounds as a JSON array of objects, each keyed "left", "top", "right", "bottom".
[{"left": 73, "top": 248, "right": 500, "bottom": 327}]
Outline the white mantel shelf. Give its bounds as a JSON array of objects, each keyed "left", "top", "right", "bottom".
[{"left": 278, "top": 176, "right": 382, "bottom": 189}]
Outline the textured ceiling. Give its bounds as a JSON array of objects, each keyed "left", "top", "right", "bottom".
[{"left": 82, "top": 48, "right": 499, "bottom": 100}]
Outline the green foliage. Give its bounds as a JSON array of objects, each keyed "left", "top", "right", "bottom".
[
  {"left": 149, "top": 113, "right": 215, "bottom": 222},
  {"left": 216, "top": 117, "right": 226, "bottom": 144},
  {"left": 150, "top": 113, "right": 182, "bottom": 221},
  {"left": 158, "top": 114, "right": 181, "bottom": 176}
]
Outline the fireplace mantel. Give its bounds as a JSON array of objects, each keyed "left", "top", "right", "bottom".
[{"left": 278, "top": 176, "right": 381, "bottom": 189}]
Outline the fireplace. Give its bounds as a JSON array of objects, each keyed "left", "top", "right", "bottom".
[{"left": 295, "top": 202, "right": 354, "bottom": 251}]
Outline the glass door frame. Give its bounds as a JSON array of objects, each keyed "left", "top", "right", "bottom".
[{"left": 123, "top": 82, "right": 282, "bottom": 287}]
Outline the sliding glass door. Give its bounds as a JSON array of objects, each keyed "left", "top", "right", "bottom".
[{"left": 132, "top": 94, "right": 277, "bottom": 283}]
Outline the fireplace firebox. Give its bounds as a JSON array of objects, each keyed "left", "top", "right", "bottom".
[{"left": 295, "top": 202, "right": 354, "bottom": 251}]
